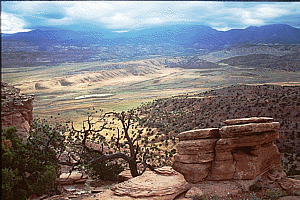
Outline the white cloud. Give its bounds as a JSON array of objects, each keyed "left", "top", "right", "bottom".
[
  {"left": 113, "top": 30, "right": 130, "bottom": 33},
  {"left": 256, "top": 6, "right": 289, "bottom": 18},
  {"left": 1, "top": 12, "right": 31, "bottom": 34},
  {"left": 112, "top": 13, "right": 130, "bottom": 23},
  {"left": 1, "top": 1, "right": 300, "bottom": 33}
]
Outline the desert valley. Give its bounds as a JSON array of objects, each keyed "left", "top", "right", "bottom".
[{"left": 2, "top": 16, "right": 300, "bottom": 200}]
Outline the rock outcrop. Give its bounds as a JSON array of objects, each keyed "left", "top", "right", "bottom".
[
  {"left": 172, "top": 117, "right": 300, "bottom": 198},
  {"left": 1, "top": 82, "right": 34, "bottom": 142},
  {"left": 173, "top": 117, "right": 283, "bottom": 183},
  {"left": 84, "top": 167, "right": 190, "bottom": 200}
]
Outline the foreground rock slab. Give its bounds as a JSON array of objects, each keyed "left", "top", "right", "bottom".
[
  {"left": 84, "top": 167, "right": 190, "bottom": 200},
  {"left": 56, "top": 171, "right": 88, "bottom": 185}
]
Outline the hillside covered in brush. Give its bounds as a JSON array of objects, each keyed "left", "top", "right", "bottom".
[
  {"left": 136, "top": 85, "right": 300, "bottom": 175},
  {"left": 219, "top": 52, "right": 300, "bottom": 71},
  {"left": 137, "top": 85, "right": 300, "bottom": 154}
]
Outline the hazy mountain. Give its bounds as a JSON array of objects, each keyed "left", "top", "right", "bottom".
[
  {"left": 189, "top": 24, "right": 300, "bottom": 50},
  {"left": 2, "top": 24, "right": 299, "bottom": 49}
]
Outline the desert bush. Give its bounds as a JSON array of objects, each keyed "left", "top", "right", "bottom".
[
  {"left": 87, "top": 160, "right": 124, "bottom": 181},
  {"left": 2, "top": 122, "right": 65, "bottom": 200}
]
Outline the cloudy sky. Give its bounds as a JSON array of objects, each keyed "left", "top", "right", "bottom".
[{"left": 1, "top": 1, "right": 300, "bottom": 34}]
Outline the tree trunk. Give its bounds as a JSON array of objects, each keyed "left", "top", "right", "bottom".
[{"left": 128, "top": 159, "right": 139, "bottom": 177}]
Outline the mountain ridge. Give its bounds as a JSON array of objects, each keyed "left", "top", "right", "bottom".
[{"left": 2, "top": 24, "right": 300, "bottom": 50}]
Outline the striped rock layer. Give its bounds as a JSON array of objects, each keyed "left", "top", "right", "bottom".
[{"left": 173, "top": 117, "right": 283, "bottom": 183}]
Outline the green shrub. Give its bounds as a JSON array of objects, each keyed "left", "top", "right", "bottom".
[
  {"left": 249, "top": 182, "right": 262, "bottom": 192},
  {"left": 1, "top": 121, "right": 65, "bottom": 200},
  {"left": 87, "top": 160, "right": 124, "bottom": 181}
]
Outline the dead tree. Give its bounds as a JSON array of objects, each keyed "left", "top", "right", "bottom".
[{"left": 62, "top": 110, "right": 154, "bottom": 178}]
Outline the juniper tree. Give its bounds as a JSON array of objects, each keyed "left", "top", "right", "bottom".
[{"left": 63, "top": 110, "right": 174, "bottom": 178}]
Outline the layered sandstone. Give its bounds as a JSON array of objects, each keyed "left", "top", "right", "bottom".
[
  {"left": 1, "top": 82, "right": 34, "bottom": 142},
  {"left": 173, "top": 117, "right": 283, "bottom": 183},
  {"left": 84, "top": 167, "right": 190, "bottom": 200}
]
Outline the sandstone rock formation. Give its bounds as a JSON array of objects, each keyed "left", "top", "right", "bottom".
[
  {"left": 172, "top": 117, "right": 300, "bottom": 198},
  {"left": 173, "top": 117, "right": 283, "bottom": 183},
  {"left": 1, "top": 82, "right": 34, "bottom": 142},
  {"left": 84, "top": 166, "right": 190, "bottom": 200}
]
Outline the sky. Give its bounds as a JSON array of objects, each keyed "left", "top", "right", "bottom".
[{"left": 1, "top": 1, "right": 300, "bottom": 34}]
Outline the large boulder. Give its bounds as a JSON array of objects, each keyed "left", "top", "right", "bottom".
[
  {"left": 173, "top": 117, "right": 284, "bottom": 183},
  {"left": 84, "top": 167, "right": 190, "bottom": 200},
  {"left": 55, "top": 171, "right": 88, "bottom": 185}
]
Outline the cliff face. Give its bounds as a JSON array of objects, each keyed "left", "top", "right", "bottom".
[{"left": 1, "top": 82, "right": 34, "bottom": 142}]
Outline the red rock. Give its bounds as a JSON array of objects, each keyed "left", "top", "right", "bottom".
[
  {"left": 215, "top": 131, "right": 279, "bottom": 151},
  {"left": 233, "top": 143, "right": 281, "bottom": 180},
  {"left": 208, "top": 160, "right": 235, "bottom": 180},
  {"left": 219, "top": 122, "right": 280, "bottom": 138},
  {"left": 173, "top": 153, "right": 214, "bottom": 164},
  {"left": 173, "top": 117, "right": 285, "bottom": 185},
  {"left": 173, "top": 161, "right": 211, "bottom": 183},
  {"left": 191, "top": 181, "right": 242, "bottom": 197},
  {"left": 176, "top": 139, "right": 218, "bottom": 155},
  {"left": 214, "top": 151, "right": 233, "bottom": 162},
  {"left": 185, "top": 187, "right": 204, "bottom": 198},
  {"left": 1, "top": 82, "right": 34, "bottom": 142},
  {"left": 224, "top": 117, "right": 273, "bottom": 125},
  {"left": 177, "top": 128, "right": 219, "bottom": 141}
]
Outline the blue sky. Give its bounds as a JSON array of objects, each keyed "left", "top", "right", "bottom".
[{"left": 1, "top": 1, "right": 300, "bottom": 34}]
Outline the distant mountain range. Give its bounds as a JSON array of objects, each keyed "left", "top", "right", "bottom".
[{"left": 2, "top": 24, "right": 300, "bottom": 50}]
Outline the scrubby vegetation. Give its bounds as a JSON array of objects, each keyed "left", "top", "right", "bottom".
[
  {"left": 136, "top": 84, "right": 300, "bottom": 175},
  {"left": 1, "top": 121, "right": 65, "bottom": 200},
  {"left": 2, "top": 110, "right": 177, "bottom": 199}
]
